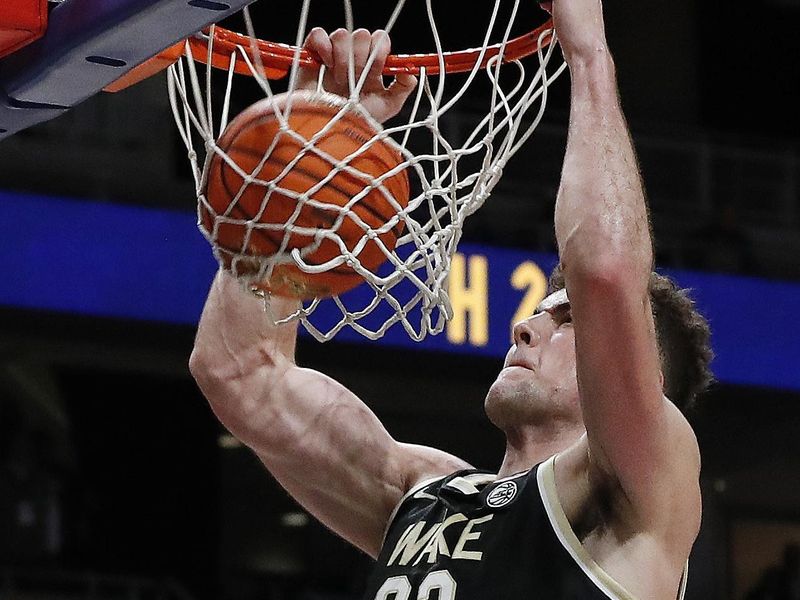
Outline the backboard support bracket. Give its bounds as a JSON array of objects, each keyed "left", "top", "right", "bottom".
[{"left": 0, "top": 0, "right": 256, "bottom": 140}]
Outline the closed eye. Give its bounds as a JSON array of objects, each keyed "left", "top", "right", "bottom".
[{"left": 552, "top": 304, "right": 572, "bottom": 326}]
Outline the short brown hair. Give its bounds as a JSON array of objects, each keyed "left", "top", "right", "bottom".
[{"left": 548, "top": 266, "right": 714, "bottom": 414}]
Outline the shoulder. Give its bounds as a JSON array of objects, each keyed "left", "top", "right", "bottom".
[
  {"left": 395, "top": 442, "right": 474, "bottom": 494},
  {"left": 389, "top": 465, "right": 497, "bottom": 517},
  {"left": 551, "top": 435, "right": 698, "bottom": 598},
  {"left": 556, "top": 411, "right": 701, "bottom": 547}
]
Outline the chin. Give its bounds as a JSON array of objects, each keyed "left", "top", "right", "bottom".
[
  {"left": 485, "top": 369, "right": 579, "bottom": 430},
  {"left": 484, "top": 374, "right": 539, "bottom": 429}
]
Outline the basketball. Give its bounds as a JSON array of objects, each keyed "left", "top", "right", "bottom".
[{"left": 201, "top": 90, "right": 410, "bottom": 300}]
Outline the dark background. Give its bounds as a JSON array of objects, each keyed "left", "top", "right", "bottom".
[{"left": 1, "top": 0, "right": 800, "bottom": 599}]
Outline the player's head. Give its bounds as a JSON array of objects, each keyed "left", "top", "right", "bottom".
[
  {"left": 546, "top": 265, "right": 714, "bottom": 416},
  {"left": 484, "top": 266, "right": 713, "bottom": 433},
  {"left": 484, "top": 287, "right": 581, "bottom": 432}
]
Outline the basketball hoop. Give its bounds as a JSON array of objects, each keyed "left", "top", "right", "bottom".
[
  {"left": 185, "top": 18, "right": 556, "bottom": 79},
  {"left": 168, "top": 0, "right": 566, "bottom": 342}
]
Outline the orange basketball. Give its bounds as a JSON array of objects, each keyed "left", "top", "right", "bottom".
[{"left": 201, "top": 90, "right": 410, "bottom": 299}]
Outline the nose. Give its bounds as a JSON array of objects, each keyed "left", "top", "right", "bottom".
[{"left": 512, "top": 318, "right": 540, "bottom": 347}]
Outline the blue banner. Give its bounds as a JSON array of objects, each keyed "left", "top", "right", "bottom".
[{"left": 2, "top": 190, "right": 798, "bottom": 391}]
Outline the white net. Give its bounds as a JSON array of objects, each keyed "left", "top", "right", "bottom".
[{"left": 168, "top": 0, "right": 566, "bottom": 342}]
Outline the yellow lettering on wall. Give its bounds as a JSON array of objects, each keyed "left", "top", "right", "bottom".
[
  {"left": 447, "top": 253, "right": 489, "bottom": 346},
  {"left": 511, "top": 261, "right": 548, "bottom": 327}
]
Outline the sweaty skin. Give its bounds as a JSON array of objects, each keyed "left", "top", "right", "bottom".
[{"left": 191, "top": 6, "right": 701, "bottom": 599}]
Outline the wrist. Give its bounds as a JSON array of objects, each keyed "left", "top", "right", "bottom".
[
  {"left": 567, "top": 47, "right": 615, "bottom": 78},
  {"left": 567, "top": 51, "right": 618, "bottom": 102}
]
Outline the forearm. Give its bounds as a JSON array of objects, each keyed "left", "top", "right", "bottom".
[
  {"left": 554, "top": 53, "right": 652, "bottom": 284},
  {"left": 190, "top": 269, "right": 301, "bottom": 383}
]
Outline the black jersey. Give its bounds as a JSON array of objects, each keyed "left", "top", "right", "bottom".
[{"left": 362, "top": 456, "right": 687, "bottom": 600}]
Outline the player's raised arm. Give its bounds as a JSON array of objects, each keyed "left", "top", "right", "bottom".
[
  {"left": 189, "top": 29, "right": 468, "bottom": 559},
  {"left": 550, "top": 0, "right": 701, "bottom": 529},
  {"left": 191, "top": 271, "right": 468, "bottom": 557}
]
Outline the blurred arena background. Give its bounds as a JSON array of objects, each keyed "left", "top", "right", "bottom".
[{"left": 1, "top": 1, "right": 800, "bottom": 599}]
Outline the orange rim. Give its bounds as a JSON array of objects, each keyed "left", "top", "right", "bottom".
[{"left": 186, "top": 19, "right": 555, "bottom": 80}]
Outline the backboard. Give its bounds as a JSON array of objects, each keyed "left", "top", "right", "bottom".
[{"left": 0, "top": 0, "right": 256, "bottom": 140}]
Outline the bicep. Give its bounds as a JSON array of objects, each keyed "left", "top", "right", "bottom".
[
  {"left": 569, "top": 277, "right": 699, "bottom": 521},
  {"left": 243, "top": 364, "right": 469, "bottom": 556}
]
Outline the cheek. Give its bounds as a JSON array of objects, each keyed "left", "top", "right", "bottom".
[{"left": 551, "top": 333, "right": 577, "bottom": 378}]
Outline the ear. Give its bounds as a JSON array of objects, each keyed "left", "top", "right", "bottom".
[{"left": 659, "top": 370, "right": 665, "bottom": 389}]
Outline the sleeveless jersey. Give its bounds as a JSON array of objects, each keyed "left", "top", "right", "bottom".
[{"left": 362, "top": 455, "right": 688, "bottom": 600}]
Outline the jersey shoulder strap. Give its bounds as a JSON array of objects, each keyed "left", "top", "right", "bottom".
[
  {"left": 537, "top": 455, "right": 691, "bottom": 600},
  {"left": 380, "top": 468, "right": 495, "bottom": 544}
]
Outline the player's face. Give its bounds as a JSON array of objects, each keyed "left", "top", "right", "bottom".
[{"left": 485, "top": 289, "right": 581, "bottom": 430}]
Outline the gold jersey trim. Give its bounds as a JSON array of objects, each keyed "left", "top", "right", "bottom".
[{"left": 537, "top": 455, "right": 689, "bottom": 600}]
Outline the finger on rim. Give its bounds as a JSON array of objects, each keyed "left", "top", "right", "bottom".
[
  {"left": 329, "top": 28, "right": 354, "bottom": 87},
  {"left": 351, "top": 28, "right": 373, "bottom": 83},
  {"left": 383, "top": 71, "right": 418, "bottom": 118},
  {"left": 367, "top": 30, "right": 391, "bottom": 85},
  {"left": 303, "top": 26, "right": 333, "bottom": 67},
  {"left": 391, "top": 73, "right": 418, "bottom": 95}
]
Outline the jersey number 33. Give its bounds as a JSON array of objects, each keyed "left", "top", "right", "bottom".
[{"left": 374, "top": 570, "right": 457, "bottom": 600}]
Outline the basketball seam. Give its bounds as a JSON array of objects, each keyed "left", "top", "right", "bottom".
[
  {"left": 205, "top": 180, "right": 361, "bottom": 277},
  {"left": 215, "top": 98, "right": 407, "bottom": 240},
  {"left": 205, "top": 96, "right": 408, "bottom": 292},
  {"left": 206, "top": 154, "right": 280, "bottom": 256},
  {"left": 230, "top": 146, "right": 404, "bottom": 239}
]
